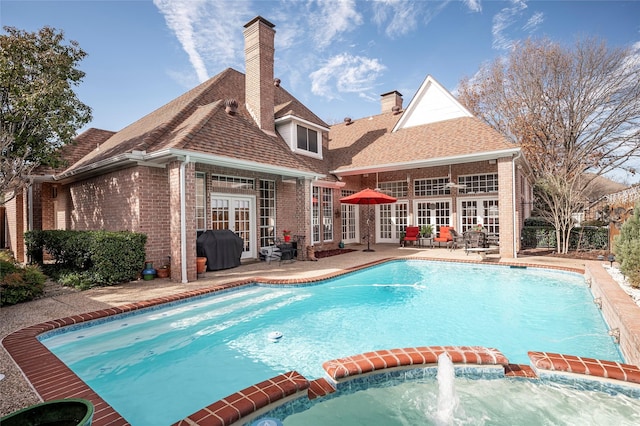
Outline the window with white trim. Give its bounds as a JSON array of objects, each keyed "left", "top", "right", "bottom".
[
  {"left": 210, "top": 174, "right": 255, "bottom": 190},
  {"left": 195, "top": 172, "right": 206, "bottom": 231},
  {"left": 414, "top": 177, "right": 451, "bottom": 196},
  {"left": 259, "top": 180, "right": 276, "bottom": 247},
  {"left": 322, "top": 187, "right": 333, "bottom": 242},
  {"left": 378, "top": 181, "right": 407, "bottom": 198},
  {"left": 297, "top": 125, "right": 318, "bottom": 153},
  {"left": 458, "top": 173, "right": 498, "bottom": 194}
]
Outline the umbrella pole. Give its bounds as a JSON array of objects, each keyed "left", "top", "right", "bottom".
[{"left": 363, "top": 204, "right": 375, "bottom": 252}]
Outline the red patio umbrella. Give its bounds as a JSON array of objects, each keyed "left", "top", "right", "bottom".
[{"left": 340, "top": 188, "right": 397, "bottom": 252}]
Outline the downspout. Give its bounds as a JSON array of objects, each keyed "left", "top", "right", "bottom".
[
  {"left": 512, "top": 150, "right": 522, "bottom": 258},
  {"left": 27, "top": 185, "right": 33, "bottom": 263},
  {"left": 180, "top": 156, "right": 190, "bottom": 283},
  {"left": 28, "top": 185, "right": 33, "bottom": 232},
  {"left": 309, "top": 178, "right": 315, "bottom": 247}
]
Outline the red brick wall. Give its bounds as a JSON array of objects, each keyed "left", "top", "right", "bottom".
[
  {"left": 68, "top": 165, "right": 173, "bottom": 275},
  {"left": 3, "top": 191, "right": 24, "bottom": 262},
  {"left": 166, "top": 161, "right": 196, "bottom": 282}
]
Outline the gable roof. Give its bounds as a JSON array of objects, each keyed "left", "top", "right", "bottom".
[
  {"left": 328, "top": 75, "right": 519, "bottom": 175},
  {"left": 58, "top": 68, "right": 328, "bottom": 181},
  {"left": 34, "top": 128, "right": 116, "bottom": 175}
]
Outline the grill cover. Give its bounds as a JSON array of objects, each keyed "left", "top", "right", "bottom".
[{"left": 196, "top": 230, "right": 244, "bottom": 271}]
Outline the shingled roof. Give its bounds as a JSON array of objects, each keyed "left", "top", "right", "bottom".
[
  {"left": 61, "top": 68, "right": 329, "bottom": 179},
  {"left": 328, "top": 75, "right": 519, "bottom": 174},
  {"left": 329, "top": 113, "right": 516, "bottom": 173}
]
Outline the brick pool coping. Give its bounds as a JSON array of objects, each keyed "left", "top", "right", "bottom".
[{"left": 2, "top": 258, "right": 639, "bottom": 426}]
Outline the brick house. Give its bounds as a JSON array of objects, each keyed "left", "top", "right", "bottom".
[{"left": 3, "top": 16, "right": 533, "bottom": 282}]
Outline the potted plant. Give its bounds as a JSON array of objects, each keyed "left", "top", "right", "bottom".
[
  {"left": 472, "top": 223, "right": 485, "bottom": 233},
  {"left": 283, "top": 229, "right": 292, "bottom": 243},
  {"left": 421, "top": 224, "right": 433, "bottom": 238}
]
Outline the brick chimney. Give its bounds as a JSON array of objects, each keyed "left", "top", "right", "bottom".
[
  {"left": 243, "top": 16, "right": 276, "bottom": 135},
  {"left": 380, "top": 90, "right": 403, "bottom": 113}
]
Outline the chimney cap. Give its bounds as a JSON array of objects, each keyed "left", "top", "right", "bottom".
[
  {"left": 381, "top": 90, "right": 403, "bottom": 97},
  {"left": 224, "top": 98, "right": 238, "bottom": 115},
  {"left": 244, "top": 16, "right": 275, "bottom": 29}
]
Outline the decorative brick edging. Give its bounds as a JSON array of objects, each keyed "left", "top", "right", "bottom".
[
  {"left": 529, "top": 351, "right": 640, "bottom": 384},
  {"left": 322, "top": 346, "right": 508, "bottom": 381},
  {"left": 172, "top": 372, "right": 309, "bottom": 426}
]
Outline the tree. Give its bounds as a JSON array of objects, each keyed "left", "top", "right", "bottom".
[
  {"left": 0, "top": 26, "right": 91, "bottom": 204},
  {"left": 458, "top": 37, "right": 640, "bottom": 253}
]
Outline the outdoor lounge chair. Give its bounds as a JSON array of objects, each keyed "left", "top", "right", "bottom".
[
  {"left": 434, "top": 226, "right": 453, "bottom": 248},
  {"left": 403, "top": 226, "right": 420, "bottom": 246}
]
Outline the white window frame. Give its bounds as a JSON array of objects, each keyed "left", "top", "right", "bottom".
[{"left": 195, "top": 172, "right": 206, "bottom": 231}]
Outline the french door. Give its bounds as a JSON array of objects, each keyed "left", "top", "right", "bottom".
[
  {"left": 377, "top": 201, "right": 408, "bottom": 243},
  {"left": 210, "top": 193, "right": 256, "bottom": 259},
  {"left": 415, "top": 200, "right": 451, "bottom": 236},
  {"left": 341, "top": 203, "right": 359, "bottom": 244}
]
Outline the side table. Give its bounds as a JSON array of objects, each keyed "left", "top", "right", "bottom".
[{"left": 419, "top": 237, "right": 433, "bottom": 248}]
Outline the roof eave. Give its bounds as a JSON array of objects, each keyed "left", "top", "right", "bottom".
[
  {"left": 331, "top": 148, "right": 521, "bottom": 176},
  {"left": 167, "top": 149, "right": 325, "bottom": 180},
  {"left": 54, "top": 147, "right": 325, "bottom": 183},
  {"left": 275, "top": 114, "right": 330, "bottom": 132}
]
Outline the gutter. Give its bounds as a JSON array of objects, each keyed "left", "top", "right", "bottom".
[
  {"left": 331, "top": 148, "right": 521, "bottom": 176},
  {"left": 56, "top": 148, "right": 324, "bottom": 183},
  {"left": 169, "top": 149, "right": 324, "bottom": 180}
]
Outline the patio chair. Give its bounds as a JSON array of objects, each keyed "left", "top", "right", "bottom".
[
  {"left": 434, "top": 226, "right": 453, "bottom": 248},
  {"left": 403, "top": 226, "right": 420, "bottom": 246},
  {"left": 464, "top": 231, "right": 488, "bottom": 254},
  {"left": 450, "top": 229, "right": 465, "bottom": 251}
]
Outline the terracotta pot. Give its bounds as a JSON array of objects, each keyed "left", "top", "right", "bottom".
[
  {"left": 156, "top": 267, "right": 170, "bottom": 278},
  {"left": 196, "top": 257, "right": 207, "bottom": 273}
]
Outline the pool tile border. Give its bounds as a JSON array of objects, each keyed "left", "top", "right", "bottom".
[{"left": 2, "top": 257, "right": 638, "bottom": 426}]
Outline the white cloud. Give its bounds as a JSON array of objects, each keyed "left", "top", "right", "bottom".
[
  {"left": 153, "top": 0, "right": 252, "bottom": 83},
  {"left": 372, "top": 0, "right": 418, "bottom": 38},
  {"left": 309, "top": 53, "right": 386, "bottom": 99},
  {"left": 311, "top": 0, "right": 363, "bottom": 49},
  {"left": 463, "top": 0, "right": 482, "bottom": 13},
  {"left": 492, "top": 0, "right": 528, "bottom": 51},
  {"left": 523, "top": 11, "right": 544, "bottom": 32}
]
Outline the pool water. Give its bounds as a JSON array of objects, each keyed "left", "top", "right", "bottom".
[
  {"left": 41, "top": 260, "right": 622, "bottom": 425},
  {"left": 281, "top": 378, "right": 640, "bottom": 425}
]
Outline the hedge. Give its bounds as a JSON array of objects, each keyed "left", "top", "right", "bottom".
[
  {"left": 25, "top": 230, "right": 147, "bottom": 287},
  {"left": 520, "top": 226, "right": 608, "bottom": 251}
]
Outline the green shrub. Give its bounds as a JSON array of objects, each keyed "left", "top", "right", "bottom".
[
  {"left": 0, "top": 263, "right": 46, "bottom": 306},
  {"left": 25, "top": 229, "right": 147, "bottom": 287},
  {"left": 57, "top": 270, "right": 94, "bottom": 290},
  {"left": 524, "top": 217, "right": 551, "bottom": 227},
  {"left": 614, "top": 204, "right": 640, "bottom": 288},
  {"left": 521, "top": 225, "right": 608, "bottom": 250},
  {"left": 89, "top": 231, "right": 146, "bottom": 285}
]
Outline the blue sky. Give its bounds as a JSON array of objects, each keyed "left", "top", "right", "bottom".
[{"left": 3, "top": 0, "right": 640, "bottom": 181}]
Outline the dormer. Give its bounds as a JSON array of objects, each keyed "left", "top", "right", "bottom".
[{"left": 274, "top": 115, "right": 329, "bottom": 160}]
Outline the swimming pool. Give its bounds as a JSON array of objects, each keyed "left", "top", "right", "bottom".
[{"left": 40, "top": 260, "right": 622, "bottom": 425}]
